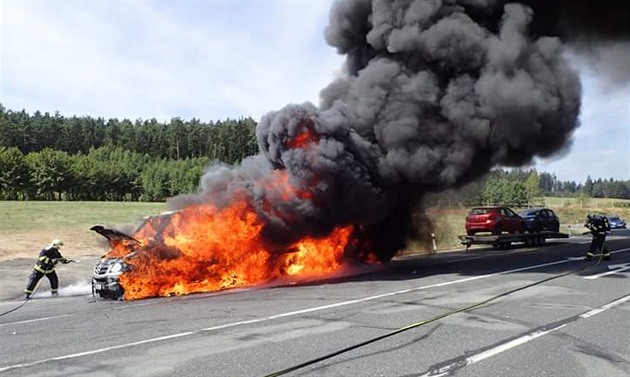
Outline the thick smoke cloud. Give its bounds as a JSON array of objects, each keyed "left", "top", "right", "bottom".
[
  {"left": 172, "top": 0, "right": 627, "bottom": 261},
  {"left": 465, "top": 0, "right": 630, "bottom": 81}
]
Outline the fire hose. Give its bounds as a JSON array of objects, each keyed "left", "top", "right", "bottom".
[
  {"left": 0, "top": 259, "right": 78, "bottom": 318},
  {"left": 262, "top": 247, "right": 611, "bottom": 377}
]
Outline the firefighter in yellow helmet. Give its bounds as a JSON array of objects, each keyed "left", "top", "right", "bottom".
[{"left": 24, "top": 239, "right": 74, "bottom": 299}]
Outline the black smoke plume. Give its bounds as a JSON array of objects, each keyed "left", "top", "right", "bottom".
[{"left": 171, "top": 0, "right": 627, "bottom": 262}]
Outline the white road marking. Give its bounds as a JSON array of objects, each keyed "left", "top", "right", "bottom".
[
  {"left": 584, "top": 262, "right": 630, "bottom": 280},
  {"left": 2, "top": 248, "right": 629, "bottom": 373},
  {"left": 579, "top": 295, "right": 630, "bottom": 318},
  {"left": 566, "top": 247, "right": 630, "bottom": 263},
  {"left": 419, "top": 294, "right": 630, "bottom": 377},
  {"left": 0, "top": 259, "right": 573, "bottom": 373},
  {"left": 565, "top": 257, "right": 586, "bottom": 261},
  {"left": 467, "top": 325, "right": 567, "bottom": 364},
  {"left": 0, "top": 314, "right": 74, "bottom": 326}
]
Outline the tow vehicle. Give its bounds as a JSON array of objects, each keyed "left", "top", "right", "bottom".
[{"left": 458, "top": 230, "right": 569, "bottom": 250}]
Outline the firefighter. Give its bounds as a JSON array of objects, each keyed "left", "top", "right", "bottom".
[
  {"left": 584, "top": 214, "right": 611, "bottom": 261},
  {"left": 24, "top": 239, "right": 73, "bottom": 299}
]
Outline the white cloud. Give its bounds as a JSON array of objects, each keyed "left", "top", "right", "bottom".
[
  {"left": 1, "top": 0, "right": 343, "bottom": 121},
  {"left": 534, "top": 58, "right": 630, "bottom": 182}
]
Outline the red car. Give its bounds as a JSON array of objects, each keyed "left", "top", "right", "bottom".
[{"left": 465, "top": 206, "right": 526, "bottom": 236}]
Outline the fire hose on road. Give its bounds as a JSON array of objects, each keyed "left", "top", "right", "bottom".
[
  {"left": 0, "top": 259, "right": 78, "bottom": 318},
  {"left": 262, "top": 248, "right": 619, "bottom": 377}
]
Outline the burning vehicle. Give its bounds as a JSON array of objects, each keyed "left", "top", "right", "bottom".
[
  {"left": 91, "top": 211, "right": 178, "bottom": 300},
  {"left": 91, "top": 253, "right": 129, "bottom": 300},
  {"left": 90, "top": 204, "right": 371, "bottom": 301}
]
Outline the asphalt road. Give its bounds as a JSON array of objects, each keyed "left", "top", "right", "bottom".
[{"left": 1, "top": 230, "right": 629, "bottom": 377}]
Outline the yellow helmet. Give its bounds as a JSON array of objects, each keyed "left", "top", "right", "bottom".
[{"left": 50, "top": 239, "right": 64, "bottom": 249}]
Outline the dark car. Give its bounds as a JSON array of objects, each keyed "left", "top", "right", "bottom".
[
  {"left": 607, "top": 215, "right": 627, "bottom": 229},
  {"left": 518, "top": 208, "right": 560, "bottom": 233},
  {"left": 465, "top": 206, "right": 526, "bottom": 236}
]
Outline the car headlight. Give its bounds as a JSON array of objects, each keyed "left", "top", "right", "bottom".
[{"left": 110, "top": 262, "right": 124, "bottom": 274}]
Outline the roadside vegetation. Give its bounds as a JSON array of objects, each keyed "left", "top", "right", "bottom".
[{"left": 0, "top": 105, "right": 257, "bottom": 201}]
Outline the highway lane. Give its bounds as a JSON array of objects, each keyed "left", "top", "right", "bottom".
[{"left": 1, "top": 230, "right": 629, "bottom": 377}]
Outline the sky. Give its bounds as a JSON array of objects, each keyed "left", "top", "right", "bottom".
[{"left": 1, "top": 0, "right": 628, "bottom": 184}]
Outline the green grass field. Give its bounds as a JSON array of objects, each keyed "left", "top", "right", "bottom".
[
  {"left": 1, "top": 199, "right": 628, "bottom": 258},
  {"left": 0, "top": 201, "right": 166, "bottom": 234},
  {"left": 0, "top": 201, "right": 167, "bottom": 261}
]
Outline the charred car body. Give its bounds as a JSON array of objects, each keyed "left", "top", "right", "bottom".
[
  {"left": 91, "top": 211, "right": 176, "bottom": 300},
  {"left": 91, "top": 209, "right": 379, "bottom": 300}
]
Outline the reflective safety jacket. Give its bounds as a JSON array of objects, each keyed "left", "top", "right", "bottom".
[
  {"left": 585, "top": 215, "right": 611, "bottom": 234},
  {"left": 34, "top": 247, "right": 68, "bottom": 274}
]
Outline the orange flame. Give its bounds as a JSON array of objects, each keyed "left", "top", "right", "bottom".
[
  {"left": 103, "top": 122, "right": 374, "bottom": 300},
  {"left": 287, "top": 129, "right": 319, "bottom": 149},
  {"left": 106, "top": 171, "right": 365, "bottom": 300}
]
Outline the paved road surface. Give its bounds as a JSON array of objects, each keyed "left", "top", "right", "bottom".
[{"left": 1, "top": 230, "right": 629, "bottom": 377}]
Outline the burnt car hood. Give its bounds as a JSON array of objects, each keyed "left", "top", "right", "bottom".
[{"left": 90, "top": 225, "right": 140, "bottom": 244}]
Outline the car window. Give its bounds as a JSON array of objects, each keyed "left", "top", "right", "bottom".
[
  {"left": 470, "top": 208, "right": 490, "bottom": 215},
  {"left": 504, "top": 208, "right": 518, "bottom": 217},
  {"left": 520, "top": 209, "right": 538, "bottom": 216}
]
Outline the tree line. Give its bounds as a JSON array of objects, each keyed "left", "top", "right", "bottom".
[
  {"left": 1, "top": 105, "right": 629, "bottom": 203},
  {"left": 0, "top": 104, "right": 257, "bottom": 162},
  {"left": 0, "top": 105, "right": 257, "bottom": 201},
  {"left": 426, "top": 169, "right": 630, "bottom": 208}
]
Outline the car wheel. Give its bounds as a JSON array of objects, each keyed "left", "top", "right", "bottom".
[
  {"left": 466, "top": 230, "right": 475, "bottom": 236},
  {"left": 492, "top": 225, "right": 502, "bottom": 235}
]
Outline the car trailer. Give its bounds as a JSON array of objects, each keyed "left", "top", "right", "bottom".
[{"left": 458, "top": 231, "right": 569, "bottom": 250}]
